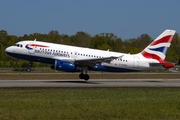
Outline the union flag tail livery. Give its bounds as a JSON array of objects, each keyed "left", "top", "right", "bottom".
[
  {"left": 141, "top": 30, "right": 175, "bottom": 61},
  {"left": 5, "top": 29, "right": 176, "bottom": 80}
]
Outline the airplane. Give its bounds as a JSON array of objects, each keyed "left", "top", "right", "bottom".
[{"left": 5, "top": 29, "right": 176, "bottom": 80}]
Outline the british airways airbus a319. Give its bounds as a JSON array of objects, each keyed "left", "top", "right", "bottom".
[{"left": 5, "top": 29, "right": 176, "bottom": 80}]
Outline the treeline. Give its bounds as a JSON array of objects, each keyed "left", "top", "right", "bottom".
[{"left": 1, "top": 30, "right": 180, "bottom": 68}]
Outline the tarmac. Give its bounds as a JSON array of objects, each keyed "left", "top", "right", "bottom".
[{"left": 1, "top": 79, "right": 180, "bottom": 88}]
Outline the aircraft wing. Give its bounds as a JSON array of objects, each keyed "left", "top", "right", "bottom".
[{"left": 75, "top": 55, "right": 124, "bottom": 67}]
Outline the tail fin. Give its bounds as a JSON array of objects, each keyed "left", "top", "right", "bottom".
[{"left": 141, "top": 29, "right": 176, "bottom": 61}]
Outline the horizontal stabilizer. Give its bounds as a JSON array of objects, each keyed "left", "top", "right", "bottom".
[{"left": 150, "top": 62, "right": 174, "bottom": 68}]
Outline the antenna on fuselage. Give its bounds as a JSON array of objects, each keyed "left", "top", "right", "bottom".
[{"left": 34, "top": 39, "right": 36, "bottom": 41}]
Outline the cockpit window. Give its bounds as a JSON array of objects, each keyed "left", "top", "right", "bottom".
[{"left": 14, "top": 44, "right": 23, "bottom": 48}]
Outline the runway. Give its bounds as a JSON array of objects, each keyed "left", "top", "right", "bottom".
[{"left": 1, "top": 79, "right": 180, "bottom": 88}]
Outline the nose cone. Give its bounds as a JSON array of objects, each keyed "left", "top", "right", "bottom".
[{"left": 5, "top": 46, "right": 13, "bottom": 55}]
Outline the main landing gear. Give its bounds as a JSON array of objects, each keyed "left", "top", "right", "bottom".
[
  {"left": 79, "top": 66, "right": 89, "bottom": 80},
  {"left": 79, "top": 73, "right": 89, "bottom": 80}
]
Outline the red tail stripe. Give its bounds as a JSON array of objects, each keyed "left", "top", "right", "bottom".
[
  {"left": 150, "top": 35, "right": 173, "bottom": 46},
  {"left": 141, "top": 51, "right": 162, "bottom": 60}
]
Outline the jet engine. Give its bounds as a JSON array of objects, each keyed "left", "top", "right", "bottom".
[{"left": 51, "top": 60, "right": 81, "bottom": 72}]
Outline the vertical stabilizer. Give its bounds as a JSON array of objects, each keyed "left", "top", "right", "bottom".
[{"left": 141, "top": 29, "right": 176, "bottom": 61}]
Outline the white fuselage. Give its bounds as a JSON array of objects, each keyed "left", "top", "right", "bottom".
[{"left": 5, "top": 40, "right": 162, "bottom": 72}]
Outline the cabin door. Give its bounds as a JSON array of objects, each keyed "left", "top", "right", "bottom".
[
  {"left": 133, "top": 56, "right": 139, "bottom": 68},
  {"left": 28, "top": 42, "right": 36, "bottom": 54}
]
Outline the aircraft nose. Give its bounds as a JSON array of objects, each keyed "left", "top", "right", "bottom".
[
  {"left": 5, "top": 47, "right": 13, "bottom": 54},
  {"left": 5, "top": 47, "right": 9, "bottom": 53}
]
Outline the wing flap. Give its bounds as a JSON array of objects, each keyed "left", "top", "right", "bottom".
[{"left": 75, "top": 55, "right": 124, "bottom": 67}]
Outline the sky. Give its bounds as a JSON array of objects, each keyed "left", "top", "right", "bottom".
[{"left": 1, "top": 0, "right": 180, "bottom": 40}]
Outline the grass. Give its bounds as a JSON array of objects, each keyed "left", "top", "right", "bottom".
[{"left": 0, "top": 88, "right": 180, "bottom": 119}]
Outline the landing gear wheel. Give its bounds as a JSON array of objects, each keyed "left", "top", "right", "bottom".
[
  {"left": 79, "top": 73, "right": 84, "bottom": 79},
  {"left": 80, "top": 66, "right": 89, "bottom": 81},
  {"left": 26, "top": 68, "right": 31, "bottom": 72},
  {"left": 84, "top": 74, "right": 89, "bottom": 81}
]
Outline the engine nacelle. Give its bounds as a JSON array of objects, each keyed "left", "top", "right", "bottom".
[{"left": 51, "top": 60, "right": 81, "bottom": 72}]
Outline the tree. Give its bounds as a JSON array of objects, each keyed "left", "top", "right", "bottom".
[
  {"left": 48, "top": 30, "right": 60, "bottom": 43},
  {"left": 98, "top": 43, "right": 112, "bottom": 51},
  {"left": 72, "top": 31, "right": 91, "bottom": 47},
  {"left": 170, "top": 33, "right": 180, "bottom": 61},
  {"left": 91, "top": 35, "right": 106, "bottom": 49},
  {"left": 0, "top": 30, "right": 8, "bottom": 46},
  {"left": 61, "top": 34, "right": 71, "bottom": 45},
  {"left": 123, "top": 47, "right": 141, "bottom": 54},
  {"left": 0, "top": 44, "right": 4, "bottom": 61},
  {"left": 114, "top": 38, "right": 124, "bottom": 52},
  {"left": 123, "top": 38, "right": 137, "bottom": 48},
  {"left": 136, "top": 34, "right": 152, "bottom": 49}
]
